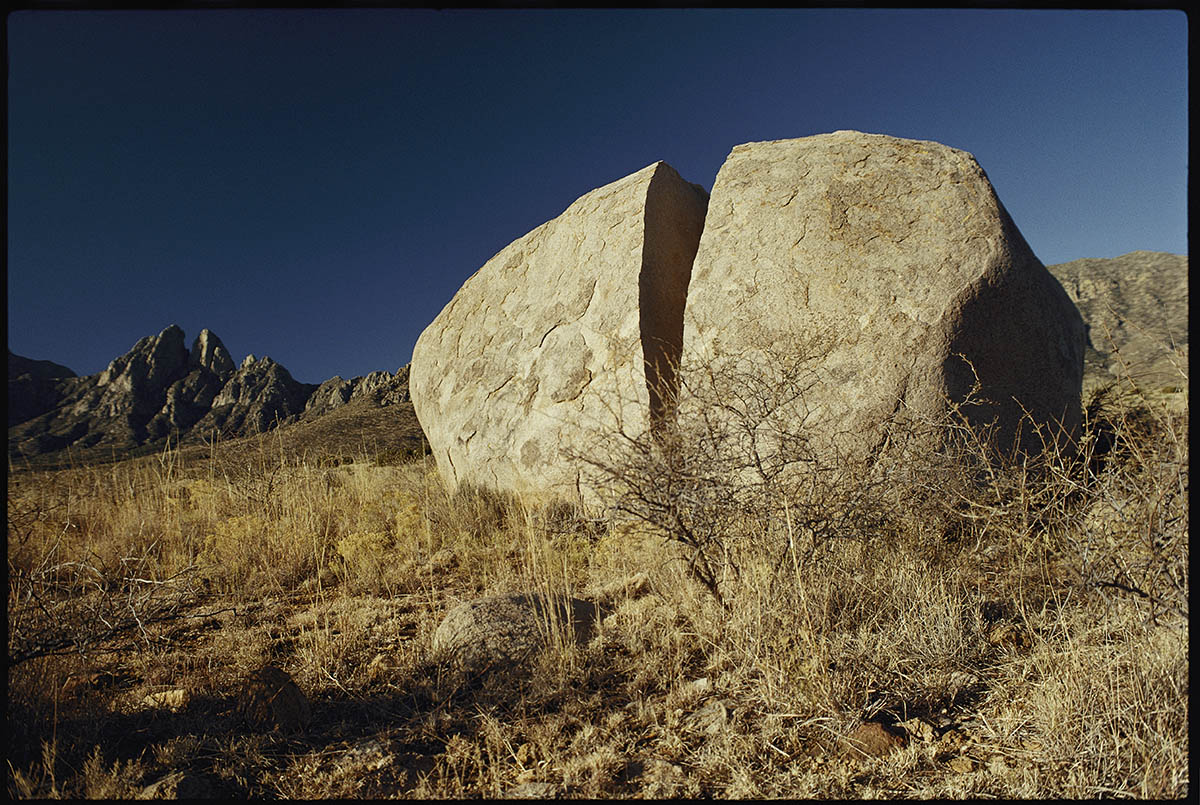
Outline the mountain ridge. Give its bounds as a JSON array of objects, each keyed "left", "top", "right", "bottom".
[{"left": 8, "top": 325, "right": 413, "bottom": 468}]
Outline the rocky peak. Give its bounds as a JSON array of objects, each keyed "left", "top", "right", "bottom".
[
  {"left": 190, "top": 329, "right": 235, "bottom": 380},
  {"left": 10, "top": 325, "right": 413, "bottom": 464},
  {"left": 8, "top": 350, "right": 77, "bottom": 383},
  {"left": 97, "top": 324, "right": 188, "bottom": 393},
  {"left": 302, "top": 366, "right": 411, "bottom": 420},
  {"left": 196, "top": 354, "right": 317, "bottom": 437}
]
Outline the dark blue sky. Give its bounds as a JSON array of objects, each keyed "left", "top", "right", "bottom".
[{"left": 7, "top": 9, "right": 1188, "bottom": 384}]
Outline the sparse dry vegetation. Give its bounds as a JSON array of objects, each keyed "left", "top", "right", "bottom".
[{"left": 7, "top": 345, "right": 1188, "bottom": 798}]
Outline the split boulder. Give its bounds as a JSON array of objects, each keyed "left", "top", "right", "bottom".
[
  {"left": 410, "top": 161, "right": 708, "bottom": 500},
  {"left": 683, "top": 131, "right": 1086, "bottom": 460}
]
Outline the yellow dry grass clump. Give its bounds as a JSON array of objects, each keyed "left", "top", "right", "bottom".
[{"left": 6, "top": 351, "right": 1188, "bottom": 799}]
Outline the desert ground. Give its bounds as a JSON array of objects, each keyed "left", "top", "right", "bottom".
[{"left": 7, "top": 355, "right": 1188, "bottom": 799}]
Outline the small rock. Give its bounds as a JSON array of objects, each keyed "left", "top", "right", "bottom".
[
  {"left": 841, "top": 721, "right": 908, "bottom": 759},
  {"left": 948, "top": 756, "right": 974, "bottom": 773},
  {"left": 236, "top": 664, "right": 311, "bottom": 733},
  {"left": 897, "top": 717, "right": 935, "bottom": 743},
  {"left": 142, "top": 688, "right": 190, "bottom": 711},
  {"left": 341, "top": 737, "right": 392, "bottom": 772},
  {"left": 432, "top": 593, "right": 598, "bottom": 674},
  {"left": 684, "top": 698, "right": 728, "bottom": 735},
  {"left": 504, "top": 781, "right": 557, "bottom": 798},
  {"left": 140, "top": 770, "right": 226, "bottom": 798}
]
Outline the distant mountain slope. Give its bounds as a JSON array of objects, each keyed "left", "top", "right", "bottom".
[
  {"left": 1045, "top": 251, "right": 1188, "bottom": 392},
  {"left": 7, "top": 350, "right": 78, "bottom": 427},
  {"left": 8, "top": 325, "right": 411, "bottom": 467}
]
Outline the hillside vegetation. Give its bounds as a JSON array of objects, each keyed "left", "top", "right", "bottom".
[{"left": 7, "top": 334, "right": 1187, "bottom": 799}]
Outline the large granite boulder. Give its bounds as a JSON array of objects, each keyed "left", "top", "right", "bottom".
[
  {"left": 410, "top": 161, "right": 709, "bottom": 499},
  {"left": 683, "top": 131, "right": 1087, "bottom": 460}
]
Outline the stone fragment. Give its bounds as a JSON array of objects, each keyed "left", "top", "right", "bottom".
[
  {"left": 504, "top": 781, "right": 558, "bottom": 799},
  {"left": 142, "top": 688, "right": 190, "bottom": 711},
  {"left": 410, "top": 161, "right": 708, "bottom": 501},
  {"left": 683, "top": 697, "right": 729, "bottom": 735},
  {"left": 684, "top": 131, "right": 1086, "bottom": 460}
]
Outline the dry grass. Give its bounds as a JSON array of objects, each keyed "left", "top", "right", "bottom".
[{"left": 7, "top": 352, "right": 1188, "bottom": 798}]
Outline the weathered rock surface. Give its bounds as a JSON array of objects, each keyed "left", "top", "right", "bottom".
[
  {"left": 684, "top": 131, "right": 1087, "bottom": 459},
  {"left": 1046, "top": 251, "right": 1188, "bottom": 393},
  {"left": 410, "top": 161, "right": 708, "bottom": 499},
  {"left": 432, "top": 593, "right": 599, "bottom": 673}
]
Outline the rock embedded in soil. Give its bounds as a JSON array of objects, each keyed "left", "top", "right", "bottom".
[
  {"left": 841, "top": 721, "right": 909, "bottom": 758},
  {"left": 236, "top": 664, "right": 311, "bottom": 733},
  {"left": 431, "top": 592, "right": 599, "bottom": 674}
]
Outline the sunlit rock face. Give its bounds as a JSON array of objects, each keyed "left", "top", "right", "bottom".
[
  {"left": 410, "top": 161, "right": 709, "bottom": 500},
  {"left": 683, "top": 130, "right": 1086, "bottom": 462}
]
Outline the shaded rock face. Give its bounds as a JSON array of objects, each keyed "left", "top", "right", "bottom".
[
  {"left": 1046, "top": 251, "right": 1188, "bottom": 393},
  {"left": 684, "top": 131, "right": 1086, "bottom": 460},
  {"left": 410, "top": 161, "right": 709, "bottom": 500},
  {"left": 236, "top": 665, "right": 311, "bottom": 734},
  {"left": 10, "top": 325, "right": 197, "bottom": 452},
  {"left": 190, "top": 328, "right": 236, "bottom": 379},
  {"left": 7, "top": 350, "right": 77, "bottom": 427}
]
